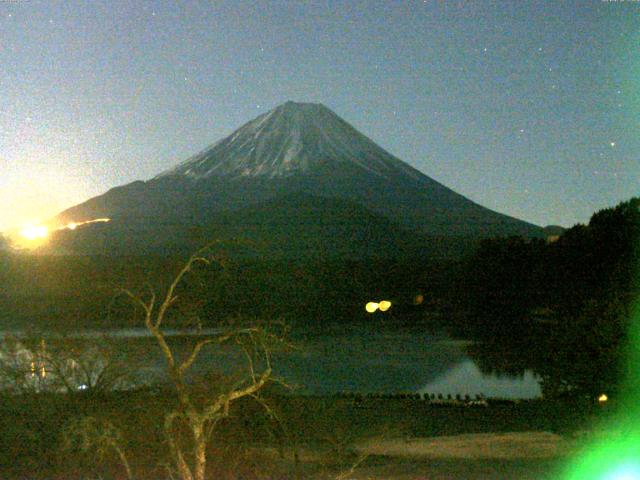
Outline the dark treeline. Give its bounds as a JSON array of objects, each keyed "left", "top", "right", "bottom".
[
  {"left": 1, "top": 198, "right": 638, "bottom": 399},
  {"left": 0, "top": 250, "right": 451, "bottom": 330},
  {"left": 452, "top": 197, "right": 639, "bottom": 399},
  {"left": 0, "top": 198, "right": 637, "bottom": 479}
]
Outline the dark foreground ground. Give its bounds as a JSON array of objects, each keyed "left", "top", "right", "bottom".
[{"left": 0, "top": 390, "right": 609, "bottom": 479}]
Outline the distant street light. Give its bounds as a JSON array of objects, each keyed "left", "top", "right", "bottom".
[{"left": 366, "top": 300, "right": 392, "bottom": 313}]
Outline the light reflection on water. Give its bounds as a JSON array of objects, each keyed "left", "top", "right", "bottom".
[
  {"left": 419, "top": 359, "right": 541, "bottom": 399},
  {"left": 274, "top": 327, "right": 540, "bottom": 398}
]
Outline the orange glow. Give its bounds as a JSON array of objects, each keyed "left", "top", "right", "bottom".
[
  {"left": 13, "top": 217, "right": 111, "bottom": 249},
  {"left": 57, "top": 217, "right": 110, "bottom": 232},
  {"left": 19, "top": 224, "right": 49, "bottom": 241}
]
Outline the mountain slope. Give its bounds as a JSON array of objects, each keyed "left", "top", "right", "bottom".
[
  {"left": 52, "top": 101, "right": 542, "bottom": 255},
  {"left": 46, "top": 193, "right": 432, "bottom": 258}
]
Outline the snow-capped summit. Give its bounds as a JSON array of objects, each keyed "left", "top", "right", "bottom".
[{"left": 158, "top": 101, "right": 420, "bottom": 180}]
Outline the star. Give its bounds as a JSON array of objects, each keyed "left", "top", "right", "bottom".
[{"left": 610, "top": 142, "right": 616, "bottom": 147}]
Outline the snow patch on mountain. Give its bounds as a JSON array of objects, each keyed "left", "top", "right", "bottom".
[{"left": 158, "top": 101, "right": 424, "bottom": 181}]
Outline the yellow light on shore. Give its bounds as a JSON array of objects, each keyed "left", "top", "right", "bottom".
[
  {"left": 365, "top": 302, "right": 379, "bottom": 313},
  {"left": 379, "top": 300, "right": 392, "bottom": 312},
  {"left": 598, "top": 393, "right": 608, "bottom": 403}
]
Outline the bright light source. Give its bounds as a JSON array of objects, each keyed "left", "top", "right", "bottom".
[
  {"left": 603, "top": 462, "right": 640, "bottom": 480},
  {"left": 599, "top": 393, "right": 609, "bottom": 403},
  {"left": 365, "top": 302, "right": 379, "bottom": 313},
  {"left": 13, "top": 217, "right": 111, "bottom": 248},
  {"left": 379, "top": 300, "right": 392, "bottom": 312},
  {"left": 20, "top": 224, "right": 49, "bottom": 241}
]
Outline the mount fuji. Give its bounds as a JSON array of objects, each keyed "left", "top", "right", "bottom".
[{"left": 50, "top": 101, "right": 542, "bottom": 257}]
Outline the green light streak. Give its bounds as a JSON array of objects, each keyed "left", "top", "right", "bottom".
[
  {"left": 557, "top": 18, "right": 640, "bottom": 478},
  {"left": 559, "top": 302, "right": 640, "bottom": 480}
]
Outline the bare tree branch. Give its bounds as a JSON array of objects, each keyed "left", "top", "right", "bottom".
[
  {"left": 119, "top": 243, "right": 287, "bottom": 480},
  {"left": 177, "top": 338, "right": 214, "bottom": 376},
  {"left": 334, "top": 452, "right": 370, "bottom": 480},
  {"left": 155, "top": 247, "right": 214, "bottom": 330}
]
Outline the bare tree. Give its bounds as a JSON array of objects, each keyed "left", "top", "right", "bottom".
[
  {"left": 122, "top": 246, "right": 287, "bottom": 480},
  {"left": 0, "top": 335, "right": 46, "bottom": 394},
  {"left": 0, "top": 334, "right": 140, "bottom": 394},
  {"left": 62, "top": 416, "right": 133, "bottom": 480}
]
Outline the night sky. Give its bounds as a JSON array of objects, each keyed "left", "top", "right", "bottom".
[{"left": 1, "top": 0, "right": 638, "bottom": 232}]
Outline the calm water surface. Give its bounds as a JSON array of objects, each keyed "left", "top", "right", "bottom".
[
  {"left": 278, "top": 325, "right": 541, "bottom": 398},
  {"left": 2, "top": 325, "right": 541, "bottom": 398}
]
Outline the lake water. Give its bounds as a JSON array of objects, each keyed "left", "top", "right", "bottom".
[
  {"left": 275, "top": 325, "right": 541, "bottom": 398},
  {"left": 0, "top": 325, "right": 541, "bottom": 399}
]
